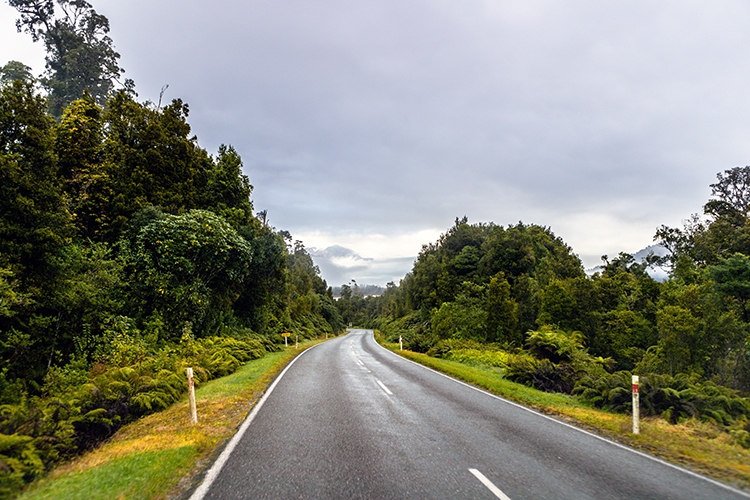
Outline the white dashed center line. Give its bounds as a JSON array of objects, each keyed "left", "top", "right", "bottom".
[
  {"left": 469, "top": 469, "right": 512, "bottom": 500},
  {"left": 376, "top": 379, "right": 393, "bottom": 395}
]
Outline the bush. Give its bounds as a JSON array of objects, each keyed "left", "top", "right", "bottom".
[
  {"left": 505, "top": 356, "right": 577, "bottom": 394},
  {"left": 0, "top": 433, "right": 43, "bottom": 498},
  {"left": 499, "top": 327, "right": 611, "bottom": 394},
  {"left": 526, "top": 326, "right": 585, "bottom": 363},
  {"left": 446, "top": 349, "right": 511, "bottom": 368},
  {"left": 0, "top": 335, "right": 270, "bottom": 495},
  {"left": 572, "top": 371, "right": 633, "bottom": 413},
  {"left": 574, "top": 371, "right": 750, "bottom": 429},
  {"left": 426, "top": 339, "right": 485, "bottom": 358}
]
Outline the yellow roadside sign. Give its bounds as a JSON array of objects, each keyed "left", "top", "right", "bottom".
[{"left": 281, "top": 332, "right": 291, "bottom": 337}]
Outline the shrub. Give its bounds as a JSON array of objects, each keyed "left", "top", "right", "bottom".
[
  {"left": 447, "top": 349, "right": 511, "bottom": 368},
  {"left": 0, "top": 334, "right": 270, "bottom": 496},
  {"left": 505, "top": 356, "right": 577, "bottom": 394},
  {"left": 574, "top": 371, "right": 750, "bottom": 428},
  {"left": 426, "top": 339, "right": 485, "bottom": 358},
  {"left": 526, "top": 326, "right": 585, "bottom": 363}
]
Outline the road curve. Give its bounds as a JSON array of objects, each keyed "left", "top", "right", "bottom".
[{"left": 191, "top": 329, "right": 750, "bottom": 500}]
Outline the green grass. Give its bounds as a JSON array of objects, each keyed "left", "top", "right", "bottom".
[
  {"left": 379, "top": 340, "right": 750, "bottom": 491},
  {"left": 192, "top": 349, "right": 290, "bottom": 400},
  {"left": 19, "top": 448, "right": 198, "bottom": 500},
  {"left": 396, "top": 348, "right": 581, "bottom": 409},
  {"left": 18, "top": 340, "right": 325, "bottom": 500}
]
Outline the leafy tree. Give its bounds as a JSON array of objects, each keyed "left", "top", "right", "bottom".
[
  {"left": 55, "top": 93, "right": 110, "bottom": 239},
  {"left": 485, "top": 272, "right": 519, "bottom": 344},
  {"left": 122, "top": 209, "right": 253, "bottom": 340},
  {"left": 9, "top": 0, "right": 126, "bottom": 116},
  {"left": 0, "top": 80, "right": 74, "bottom": 381},
  {"left": 431, "top": 283, "right": 487, "bottom": 342},
  {"left": 46, "top": 242, "right": 123, "bottom": 364},
  {"left": 538, "top": 277, "right": 599, "bottom": 344},
  {"left": 0, "top": 60, "right": 34, "bottom": 84},
  {"left": 708, "top": 166, "right": 750, "bottom": 217},
  {"left": 100, "top": 91, "right": 212, "bottom": 240},
  {"left": 0, "top": 268, "right": 28, "bottom": 319},
  {"left": 282, "top": 241, "right": 338, "bottom": 335},
  {"left": 655, "top": 167, "right": 750, "bottom": 270},
  {"left": 0, "top": 79, "right": 71, "bottom": 278},
  {"left": 200, "top": 144, "right": 254, "bottom": 228},
  {"left": 711, "top": 253, "right": 750, "bottom": 321},
  {"left": 232, "top": 222, "right": 286, "bottom": 332},
  {"left": 538, "top": 279, "right": 576, "bottom": 329},
  {"left": 656, "top": 304, "right": 700, "bottom": 376}
]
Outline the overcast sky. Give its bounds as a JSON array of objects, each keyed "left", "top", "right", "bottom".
[{"left": 3, "top": 1, "right": 750, "bottom": 286}]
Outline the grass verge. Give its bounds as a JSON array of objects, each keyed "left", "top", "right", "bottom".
[
  {"left": 378, "top": 339, "right": 750, "bottom": 492},
  {"left": 18, "top": 340, "right": 324, "bottom": 500}
]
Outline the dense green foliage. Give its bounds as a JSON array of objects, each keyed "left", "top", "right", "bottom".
[
  {"left": 346, "top": 175, "right": 750, "bottom": 445},
  {"left": 0, "top": 335, "right": 265, "bottom": 496},
  {"left": 0, "top": 73, "right": 341, "bottom": 497}
]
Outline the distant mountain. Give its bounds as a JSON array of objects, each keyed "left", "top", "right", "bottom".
[
  {"left": 331, "top": 284, "right": 386, "bottom": 298},
  {"left": 585, "top": 244, "right": 669, "bottom": 281}
]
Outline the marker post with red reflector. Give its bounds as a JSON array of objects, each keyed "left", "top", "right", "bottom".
[{"left": 632, "top": 375, "right": 640, "bottom": 434}]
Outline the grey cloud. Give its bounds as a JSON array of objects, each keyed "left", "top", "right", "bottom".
[
  {"left": 308, "top": 246, "right": 413, "bottom": 287},
  {"left": 14, "top": 0, "right": 750, "bottom": 271}
]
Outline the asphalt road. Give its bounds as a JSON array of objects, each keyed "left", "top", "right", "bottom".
[{"left": 191, "top": 329, "right": 750, "bottom": 499}]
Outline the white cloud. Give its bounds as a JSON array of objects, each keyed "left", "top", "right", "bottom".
[{"left": 0, "top": 5, "right": 46, "bottom": 74}]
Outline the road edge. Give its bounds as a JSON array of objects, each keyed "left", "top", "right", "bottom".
[
  {"left": 369, "top": 330, "right": 750, "bottom": 498},
  {"left": 185, "top": 338, "right": 329, "bottom": 500}
]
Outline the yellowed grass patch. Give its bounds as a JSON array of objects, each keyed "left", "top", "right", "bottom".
[
  {"left": 380, "top": 340, "right": 750, "bottom": 491},
  {"left": 20, "top": 341, "right": 324, "bottom": 500}
]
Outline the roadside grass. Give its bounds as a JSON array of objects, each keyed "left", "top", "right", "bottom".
[
  {"left": 379, "top": 340, "right": 750, "bottom": 491},
  {"left": 18, "top": 341, "right": 324, "bottom": 500}
]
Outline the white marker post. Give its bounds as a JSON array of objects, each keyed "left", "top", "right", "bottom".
[
  {"left": 399, "top": 336, "right": 403, "bottom": 351},
  {"left": 296, "top": 335, "right": 298, "bottom": 350},
  {"left": 632, "top": 375, "right": 640, "bottom": 434},
  {"left": 187, "top": 367, "right": 198, "bottom": 424}
]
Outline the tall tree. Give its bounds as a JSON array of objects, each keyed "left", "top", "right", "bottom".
[
  {"left": 708, "top": 166, "right": 750, "bottom": 217},
  {"left": 0, "top": 79, "right": 71, "bottom": 284},
  {"left": 0, "top": 60, "right": 34, "bottom": 84},
  {"left": 100, "top": 92, "right": 212, "bottom": 240},
  {"left": 55, "top": 93, "right": 110, "bottom": 239},
  {"left": 9, "top": 0, "right": 125, "bottom": 117},
  {"left": 200, "top": 144, "right": 254, "bottom": 228},
  {"left": 485, "top": 272, "right": 519, "bottom": 344},
  {"left": 0, "top": 79, "right": 73, "bottom": 380}
]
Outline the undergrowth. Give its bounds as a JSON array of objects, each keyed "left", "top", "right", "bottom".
[
  {"left": 0, "top": 334, "right": 269, "bottom": 498},
  {"left": 17, "top": 341, "right": 321, "bottom": 500},
  {"left": 376, "top": 332, "right": 750, "bottom": 490}
]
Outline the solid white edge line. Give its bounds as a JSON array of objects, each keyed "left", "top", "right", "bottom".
[
  {"left": 376, "top": 379, "right": 393, "bottom": 395},
  {"left": 469, "top": 469, "right": 512, "bottom": 500},
  {"left": 369, "top": 331, "right": 750, "bottom": 499},
  {"left": 188, "top": 340, "right": 328, "bottom": 500}
]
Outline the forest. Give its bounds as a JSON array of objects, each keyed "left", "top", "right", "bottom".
[
  {"left": 0, "top": 0, "right": 343, "bottom": 496},
  {"left": 3, "top": 0, "right": 750, "bottom": 496},
  {"left": 337, "top": 172, "right": 750, "bottom": 448}
]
